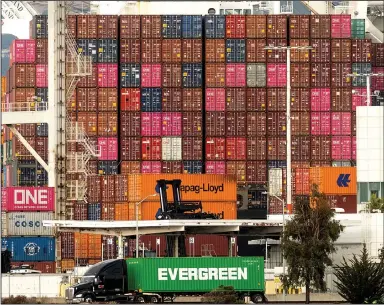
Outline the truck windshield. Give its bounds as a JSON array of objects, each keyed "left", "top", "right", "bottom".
[
  {"left": 82, "top": 259, "right": 117, "bottom": 276},
  {"left": 80, "top": 276, "right": 95, "bottom": 283}
]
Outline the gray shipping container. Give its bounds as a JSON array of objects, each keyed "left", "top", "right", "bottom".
[
  {"left": 247, "top": 64, "right": 266, "bottom": 88},
  {"left": 2, "top": 212, "right": 54, "bottom": 236},
  {"left": 352, "top": 63, "right": 371, "bottom": 87}
]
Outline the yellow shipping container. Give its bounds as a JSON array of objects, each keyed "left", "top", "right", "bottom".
[{"left": 309, "top": 167, "right": 356, "bottom": 195}]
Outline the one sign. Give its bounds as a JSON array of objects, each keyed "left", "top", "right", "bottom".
[
  {"left": 268, "top": 168, "right": 282, "bottom": 197},
  {"left": 2, "top": 187, "right": 55, "bottom": 212}
]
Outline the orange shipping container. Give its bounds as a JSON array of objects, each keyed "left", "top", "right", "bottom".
[
  {"left": 61, "top": 259, "right": 75, "bottom": 272},
  {"left": 141, "top": 201, "right": 236, "bottom": 220},
  {"left": 127, "top": 174, "right": 237, "bottom": 202},
  {"left": 115, "top": 202, "right": 129, "bottom": 220},
  {"left": 74, "top": 233, "right": 89, "bottom": 258},
  {"left": 1, "top": 76, "right": 6, "bottom": 97},
  {"left": 309, "top": 167, "right": 356, "bottom": 195},
  {"left": 88, "top": 234, "right": 102, "bottom": 258},
  {"left": 129, "top": 202, "right": 142, "bottom": 220}
]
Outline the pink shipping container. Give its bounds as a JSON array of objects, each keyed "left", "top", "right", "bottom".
[
  {"left": 331, "top": 112, "right": 351, "bottom": 135},
  {"left": 226, "top": 137, "right": 247, "bottom": 160},
  {"left": 36, "top": 64, "right": 48, "bottom": 87},
  {"left": 226, "top": 64, "right": 246, "bottom": 87},
  {"left": 98, "top": 137, "right": 118, "bottom": 161},
  {"left": 141, "top": 161, "right": 162, "bottom": 173},
  {"left": 267, "top": 64, "right": 287, "bottom": 87},
  {"left": 372, "top": 68, "right": 384, "bottom": 90},
  {"left": 352, "top": 136, "right": 356, "bottom": 160},
  {"left": 2, "top": 187, "right": 55, "bottom": 212},
  {"left": 141, "top": 113, "right": 162, "bottom": 136},
  {"left": 332, "top": 136, "right": 351, "bottom": 159},
  {"left": 141, "top": 64, "right": 162, "bottom": 87},
  {"left": 162, "top": 112, "right": 182, "bottom": 136},
  {"left": 311, "top": 89, "right": 331, "bottom": 111},
  {"left": 311, "top": 112, "right": 331, "bottom": 135},
  {"left": 331, "top": 15, "right": 351, "bottom": 38},
  {"left": 205, "top": 161, "right": 226, "bottom": 174},
  {"left": 205, "top": 137, "right": 226, "bottom": 160},
  {"left": 352, "top": 88, "right": 369, "bottom": 110},
  {"left": 205, "top": 88, "right": 226, "bottom": 111},
  {"left": 9, "top": 39, "right": 36, "bottom": 65},
  {"left": 97, "top": 64, "right": 118, "bottom": 88}
]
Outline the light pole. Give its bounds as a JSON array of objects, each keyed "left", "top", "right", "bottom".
[{"left": 136, "top": 193, "right": 158, "bottom": 258}]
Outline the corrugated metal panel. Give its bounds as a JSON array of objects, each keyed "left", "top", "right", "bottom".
[
  {"left": 309, "top": 167, "right": 357, "bottom": 195},
  {"left": 10, "top": 261, "right": 56, "bottom": 273},
  {"left": 4, "top": 212, "right": 54, "bottom": 236},
  {"left": 2, "top": 237, "right": 55, "bottom": 262}
]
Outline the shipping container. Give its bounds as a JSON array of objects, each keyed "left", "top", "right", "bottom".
[
  {"left": 311, "top": 39, "right": 331, "bottom": 63},
  {"left": 66, "top": 15, "right": 77, "bottom": 37},
  {"left": 120, "top": 39, "right": 141, "bottom": 63},
  {"left": 311, "top": 88, "right": 330, "bottom": 111},
  {"left": 331, "top": 136, "right": 352, "bottom": 160},
  {"left": 291, "top": 88, "right": 310, "bottom": 111},
  {"left": 247, "top": 112, "right": 267, "bottom": 136},
  {"left": 291, "top": 112, "right": 310, "bottom": 135},
  {"left": 205, "top": 39, "right": 225, "bottom": 63},
  {"left": 352, "top": 88, "right": 368, "bottom": 110},
  {"left": 266, "top": 39, "right": 287, "bottom": 63},
  {"left": 9, "top": 64, "right": 36, "bottom": 88},
  {"left": 77, "top": 15, "right": 97, "bottom": 39},
  {"left": 142, "top": 137, "right": 162, "bottom": 160},
  {"left": 331, "top": 63, "right": 352, "bottom": 87},
  {"left": 162, "top": 112, "right": 182, "bottom": 136},
  {"left": 292, "top": 136, "right": 311, "bottom": 161},
  {"left": 162, "top": 64, "right": 182, "bottom": 87},
  {"left": 162, "top": 88, "right": 182, "bottom": 112},
  {"left": 267, "top": 64, "right": 287, "bottom": 87},
  {"left": 162, "top": 39, "right": 182, "bottom": 63},
  {"left": 246, "top": 15, "right": 267, "bottom": 38},
  {"left": 97, "top": 39, "right": 118, "bottom": 63},
  {"left": 88, "top": 234, "right": 102, "bottom": 258},
  {"left": 310, "top": 15, "right": 331, "bottom": 38},
  {"left": 182, "top": 15, "right": 202, "bottom": 38},
  {"left": 183, "top": 161, "right": 203, "bottom": 174},
  {"left": 205, "top": 64, "right": 226, "bottom": 87},
  {"left": 246, "top": 39, "right": 266, "bottom": 63},
  {"left": 246, "top": 161, "right": 267, "bottom": 183},
  {"left": 141, "top": 39, "right": 162, "bottom": 63},
  {"left": 351, "top": 19, "right": 365, "bottom": 39},
  {"left": 226, "top": 137, "right": 246, "bottom": 160},
  {"left": 331, "top": 88, "right": 352, "bottom": 111},
  {"left": 78, "top": 64, "right": 98, "bottom": 88},
  {"left": 266, "top": 15, "right": 287, "bottom": 38},
  {"left": 331, "top": 112, "right": 351, "bottom": 135},
  {"left": 120, "top": 63, "right": 141, "bottom": 88},
  {"left": 141, "top": 113, "right": 161, "bottom": 136},
  {"left": 74, "top": 202, "right": 88, "bottom": 220},
  {"left": 141, "top": 16, "right": 162, "bottom": 38},
  {"left": 115, "top": 203, "right": 129, "bottom": 220},
  {"left": 76, "top": 112, "right": 97, "bottom": 136},
  {"left": 290, "top": 39, "right": 310, "bottom": 63},
  {"left": 121, "top": 88, "right": 140, "bottom": 111},
  {"left": 331, "top": 39, "right": 351, "bottom": 62},
  {"left": 77, "top": 39, "right": 98, "bottom": 63},
  {"left": 324, "top": 195, "right": 357, "bottom": 213},
  {"left": 246, "top": 64, "right": 266, "bottom": 87},
  {"left": 331, "top": 15, "right": 351, "bottom": 38},
  {"left": 226, "top": 39, "right": 246, "bottom": 63},
  {"left": 142, "top": 161, "right": 162, "bottom": 173},
  {"left": 182, "top": 63, "right": 203, "bottom": 88},
  {"left": 87, "top": 176, "right": 102, "bottom": 203},
  {"left": 12, "top": 135, "right": 35, "bottom": 159},
  {"left": 162, "top": 161, "right": 183, "bottom": 173},
  {"left": 121, "top": 161, "right": 141, "bottom": 174},
  {"left": 74, "top": 232, "right": 89, "bottom": 258},
  {"left": 182, "top": 39, "right": 202, "bottom": 63},
  {"left": 101, "top": 176, "right": 116, "bottom": 203},
  {"left": 226, "top": 64, "right": 246, "bottom": 87},
  {"left": 2, "top": 212, "right": 54, "bottom": 236},
  {"left": 351, "top": 39, "right": 371, "bottom": 63},
  {"left": 205, "top": 15, "right": 226, "bottom": 39},
  {"left": 205, "top": 137, "right": 226, "bottom": 161},
  {"left": 311, "top": 112, "right": 331, "bottom": 135},
  {"left": 311, "top": 63, "right": 331, "bottom": 87},
  {"left": 309, "top": 167, "right": 356, "bottom": 195},
  {"left": 226, "top": 15, "right": 246, "bottom": 38},
  {"left": 98, "top": 137, "right": 118, "bottom": 161},
  {"left": 226, "top": 161, "right": 246, "bottom": 184},
  {"left": 162, "top": 15, "right": 182, "bottom": 38},
  {"left": 182, "top": 112, "right": 202, "bottom": 136},
  {"left": 352, "top": 63, "right": 372, "bottom": 87},
  {"left": 205, "top": 112, "right": 226, "bottom": 137},
  {"left": 9, "top": 40, "right": 36, "bottom": 65},
  {"left": 289, "top": 15, "right": 310, "bottom": 39},
  {"left": 121, "top": 137, "right": 141, "bottom": 161},
  {"left": 247, "top": 88, "right": 266, "bottom": 111},
  {"left": 98, "top": 64, "right": 118, "bottom": 87},
  {"left": 2, "top": 237, "right": 55, "bottom": 262},
  {"left": 291, "top": 63, "right": 310, "bottom": 87},
  {"left": 267, "top": 112, "right": 286, "bottom": 136},
  {"left": 372, "top": 67, "right": 384, "bottom": 90},
  {"left": 372, "top": 44, "right": 384, "bottom": 67},
  {"left": 162, "top": 137, "right": 182, "bottom": 161},
  {"left": 35, "top": 137, "right": 48, "bottom": 161},
  {"left": 120, "top": 15, "right": 141, "bottom": 39},
  {"left": 140, "top": 64, "right": 161, "bottom": 88},
  {"left": 141, "top": 88, "right": 162, "bottom": 112},
  {"left": 205, "top": 161, "right": 226, "bottom": 174},
  {"left": 2, "top": 187, "right": 55, "bottom": 212},
  {"left": 88, "top": 203, "right": 101, "bottom": 220},
  {"left": 293, "top": 168, "right": 310, "bottom": 195},
  {"left": 120, "top": 112, "right": 141, "bottom": 137},
  {"left": 267, "top": 136, "right": 286, "bottom": 160},
  {"left": 10, "top": 261, "right": 56, "bottom": 273},
  {"left": 30, "top": 15, "right": 48, "bottom": 39},
  {"left": 247, "top": 137, "right": 266, "bottom": 160},
  {"left": 97, "top": 15, "right": 118, "bottom": 39},
  {"left": 98, "top": 161, "right": 119, "bottom": 175},
  {"left": 97, "top": 112, "right": 118, "bottom": 136},
  {"left": 36, "top": 123, "right": 48, "bottom": 137}
]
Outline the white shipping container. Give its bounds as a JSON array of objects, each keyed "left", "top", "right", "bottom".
[
  {"left": 268, "top": 168, "right": 283, "bottom": 197},
  {"left": 162, "top": 137, "right": 182, "bottom": 161},
  {"left": 246, "top": 63, "right": 266, "bottom": 88},
  {"left": 3, "top": 212, "right": 55, "bottom": 236}
]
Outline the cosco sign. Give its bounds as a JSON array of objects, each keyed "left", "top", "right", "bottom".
[
  {"left": 15, "top": 221, "right": 41, "bottom": 228},
  {"left": 14, "top": 189, "right": 49, "bottom": 205}
]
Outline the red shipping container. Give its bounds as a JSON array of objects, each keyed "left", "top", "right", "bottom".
[
  {"left": 141, "top": 16, "right": 162, "bottom": 39},
  {"left": 205, "top": 39, "right": 226, "bottom": 63},
  {"left": 226, "top": 88, "right": 246, "bottom": 111},
  {"left": 351, "top": 112, "right": 356, "bottom": 136},
  {"left": 372, "top": 68, "right": 384, "bottom": 90},
  {"left": 332, "top": 63, "right": 352, "bottom": 87},
  {"left": 267, "top": 64, "right": 287, "bottom": 87},
  {"left": 291, "top": 63, "right": 310, "bottom": 87},
  {"left": 35, "top": 137, "right": 48, "bottom": 160},
  {"left": 267, "top": 136, "right": 286, "bottom": 160},
  {"left": 97, "top": 112, "right": 118, "bottom": 136},
  {"left": 291, "top": 88, "right": 310, "bottom": 112},
  {"left": 267, "top": 112, "right": 286, "bottom": 136},
  {"left": 141, "top": 64, "right": 162, "bottom": 87},
  {"left": 311, "top": 63, "right": 331, "bottom": 87},
  {"left": 311, "top": 112, "right": 331, "bottom": 135},
  {"left": 97, "top": 64, "right": 118, "bottom": 88},
  {"left": 11, "top": 261, "right": 56, "bottom": 274},
  {"left": 290, "top": 39, "right": 310, "bottom": 63},
  {"left": 142, "top": 161, "right": 162, "bottom": 173},
  {"left": 331, "top": 112, "right": 351, "bottom": 135},
  {"left": 311, "top": 160, "right": 331, "bottom": 167},
  {"left": 162, "top": 161, "right": 182, "bottom": 174},
  {"left": 77, "top": 15, "right": 98, "bottom": 39},
  {"left": 142, "top": 137, "right": 162, "bottom": 161},
  {"left": 205, "top": 161, "right": 226, "bottom": 174},
  {"left": 98, "top": 88, "right": 118, "bottom": 111},
  {"left": 246, "top": 15, "right": 267, "bottom": 38},
  {"left": 352, "top": 88, "right": 369, "bottom": 110},
  {"left": 294, "top": 168, "right": 310, "bottom": 195},
  {"left": 266, "top": 39, "right": 287, "bottom": 63},
  {"left": 205, "top": 64, "right": 226, "bottom": 87},
  {"left": 74, "top": 202, "right": 88, "bottom": 220},
  {"left": 163, "top": 88, "right": 182, "bottom": 111},
  {"left": 36, "top": 39, "right": 48, "bottom": 64},
  {"left": 98, "top": 137, "right": 118, "bottom": 161},
  {"left": 332, "top": 136, "right": 352, "bottom": 160},
  {"left": 87, "top": 176, "right": 101, "bottom": 203},
  {"left": 289, "top": 15, "right": 310, "bottom": 39},
  {"left": 142, "top": 39, "right": 162, "bottom": 63},
  {"left": 331, "top": 88, "right": 352, "bottom": 111},
  {"left": 352, "top": 136, "right": 356, "bottom": 160},
  {"left": 291, "top": 112, "right": 310, "bottom": 136},
  {"left": 292, "top": 136, "right": 311, "bottom": 161},
  {"left": 182, "top": 39, "right": 202, "bottom": 63},
  {"left": 9, "top": 88, "right": 35, "bottom": 111},
  {"left": 120, "top": 15, "right": 141, "bottom": 39},
  {"left": 120, "top": 39, "right": 141, "bottom": 63},
  {"left": 267, "top": 15, "right": 287, "bottom": 38},
  {"left": 14, "top": 124, "right": 35, "bottom": 137},
  {"left": 311, "top": 88, "right": 331, "bottom": 111},
  {"left": 226, "top": 15, "right": 246, "bottom": 38},
  {"left": 9, "top": 64, "right": 36, "bottom": 88},
  {"left": 182, "top": 89, "right": 202, "bottom": 111},
  {"left": 162, "top": 112, "right": 182, "bottom": 136},
  {"left": 182, "top": 137, "right": 203, "bottom": 160},
  {"left": 310, "top": 15, "right": 331, "bottom": 39},
  {"left": 247, "top": 112, "right": 266, "bottom": 136},
  {"left": 120, "top": 112, "right": 141, "bottom": 137},
  {"left": 101, "top": 176, "right": 115, "bottom": 202},
  {"left": 351, "top": 39, "right": 371, "bottom": 63},
  {"left": 13, "top": 136, "right": 35, "bottom": 160},
  {"left": 226, "top": 161, "right": 246, "bottom": 183},
  {"left": 77, "top": 88, "right": 97, "bottom": 112},
  {"left": 206, "top": 112, "right": 226, "bottom": 137},
  {"left": 372, "top": 43, "right": 384, "bottom": 67},
  {"left": 162, "top": 39, "right": 181, "bottom": 63},
  {"left": 2, "top": 187, "right": 55, "bottom": 212},
  {"left": 331, "top": 15, "right": 351, "bottom": 38},
  {"left": 61, "top": 232, "right": 75, "bottom": 259},
  {"left": 120, "top": 137, "right": 141, "bottom": 161},
  {"left": 162, "top": 64, "right": 182, "bottom": 87},
  {"left": 206, "top": 137, "right": 226, "bottom": 160},
  {"left": 226, "top": 112, "right": 246, "bottom": 136},
  {"left": 141, "top": 113, "right": 162, "bottom": 136},
  {"left": 246, "top": 88, "right": 267, "bottom": 111},
  {"left": 97, "top": 15, "right": 118, "bottom": 39},
  {"left": 226, "top": 64, "right": 246, "bottom": 87},
  {"left": 246, "top": 161, "right": 267, "bottom": 184},
  {"left": 121, "top": 88, "right": 140, "bottom": 111},
  {"left": 9, "top": 39, "right": 36, "bottom": 65},
  {"left": 246, "top": 39, "right": 267, "bottom": 63},
  {"left": 331, "top": 39, "right": 352, "bottom": 62},
  {"left": 78, "top": 64, "right": 97, "bottom": 88},
  {"left": 102, "top": 203, "right": 115, "bottom": 221},
  {"left": 182, "top": 112, "right": 202, "bottom": 136},
  {"left": 311, "top": 39, "right": 331, "bottom": 63},
  {"left": 247, "top": 137, "right": 266, "bottom": 160},
  {"left": 205, "top": 88, "right": 225, "bottom": 111},
  {"left": 121, "top": 161, "right": 141, "bottom": 174}
]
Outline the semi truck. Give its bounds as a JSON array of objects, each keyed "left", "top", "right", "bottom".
[{"left": 65, "top": 257, "right": 266, "bottom": 304}]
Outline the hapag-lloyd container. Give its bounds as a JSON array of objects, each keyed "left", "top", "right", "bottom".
[
  {"left": 331, "top": 112, "right": 351, "bottom": 135},
  {"left": 141, "top": 113, "right": 162, "bottom": 136},
  {"left": 141, "top": 64, "right": 161, "bottom": 87},
  {"left": 97, "top": 64, "right": 118, "bottom": 87},
  {"left": 2, "top": 212, "right": 54, "bottom": 236},
  {"left": 162, "top": 113, "right": 182, "bottom": 136},
  {"left": 205, "top": 161, "right": 226, "bottom": 174},
  {"left": 331, "top": 15, "right": 351, "bottom": 38},
  {"left": 267, "top": 64, "right": 287, "bottom": 87},
  {"left": 309, "top": 167, "right": 356, "bottom": 195},
  {"left": 311, "top": 112, "right": 331, "bottom": 135},
  {"left": 206, "top": 137, "right": 226, "bottom": 160},
  {"left": 2, "top": 187, "right": 55, "bottom": 212},
  {"left": 226, "top": 64, "right": 246, "bottom": 87},
  {"left": 311, "top": 88, "right": 331, "bottom": 111},
  {"left": 206, "top": 112, "right": 226, "bottom": 137},
  {"left": 121, "top": 88, "right": 140, "bottom": 111},
  {"left": 141, "top": 137, "right": 162, "bottom": 160},
  {"left": 127, "top": 174, "right": 237, "bottom": 202},
  {"left": 1, "top": 237, "right": 55, "bottom": 262},
  {"left": 9, "top": 39, "right": 36, "bottom": 65},
  {"left": 352, "top": 88, "right": 369, "bottom": 110},
  {"left": 142, "top": 161, "right": 162, "bottom": 173},
  {"left": 98, "top": 137, "right": 118, "bottom": 161},
  {"left": 162, "top": 137, "right": 182, "bottom": 161},
  {"left": 226, "top": 137, "right": 247, "bottom": 160},
  {"left": 120, "top": 137, "right": 141, "bottom": 161},
  {"left": 332, "top": 136, "right": 352, "bottom": 160}
]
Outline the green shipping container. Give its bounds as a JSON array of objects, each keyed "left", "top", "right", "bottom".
[
  {"left": 126, "top": 257, "right": 264, "bottom": 293},
  {"left": 351, "top": 19, "right": 365, "bottom": 39}
]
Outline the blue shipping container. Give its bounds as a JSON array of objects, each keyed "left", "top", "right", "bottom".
[
  {"left": 183, "top": 161, "right": 203, "bottom": 174},
  {"left": 226, "top": 39, "right": 246, "bottom": 63},
  {"left": 162, "top": 15, "right": 182, "bottom": 38},
  {"left": 88, "top": 203, "right": 101, "bottom": 220},
  {"left": 182, "top": 15, "right": 202, "bottom": 38},
  {"left": 36, "top": 123, "right": 48, "bottom": 137},
  {"left": 141, "top": 88, "right": 162, "bottom": 112},
  {"left": 182, "top": 63, "right": 202, "bottom": 88},
  {"left": 352, "top": 63, "right": 371, "bottom": 87},
  {"left": 77, "top": 39, "right": 98, "bottom": 63},
  {"left": 35, "top": 88, "right": 48, "bottom": 111},
  {"left": 98, "top": 161, "right": 119, "bottom": 175},
  {"left": 205, "top": 15, "right": 226, "bottom": 39},
  {"left": 97, "top": 39, "right": 118, "bottom": 63},
  {"left": 1, "top": 237, "right": 55, "bottom": 262},
  {"left": 121, "top": 63, "right": 141, "bottom": 88},
  {"left": 267, "top": 160, "right": 287, "bottom": 168}
]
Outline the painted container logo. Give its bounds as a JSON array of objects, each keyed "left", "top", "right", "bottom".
[
  {"left": 180, "top": 184, "right": 224, "bottom": 194},
  {"left": 2, "top": 187, "right": 55, "bottom": 211},
  {"left": 24, "top": 242, "right": 40, "bottom": 256},
  {"left": 158, "top": 267, "right": 247, "bottom": 281}
]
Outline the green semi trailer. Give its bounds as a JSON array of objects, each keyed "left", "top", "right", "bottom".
[{"left": 65, "top": 257, "right": 266, "bottom": 303}]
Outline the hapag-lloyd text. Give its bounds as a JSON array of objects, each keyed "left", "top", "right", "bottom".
[{"left": 180, "top": 184, "right": 224, "bottom": 194}]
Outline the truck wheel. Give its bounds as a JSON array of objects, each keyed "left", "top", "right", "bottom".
[
  {"left": 251, "top": 293, "right": 264, "bottom": 303},
  {"left": 135, "top": 296, "right": 145, "bottom": 303},
  {"left": 149, "top": 296, "right": 158, "bottom": 303},
  {"left": 83, "top": 294, "right": 94, "bottom": 303}
]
